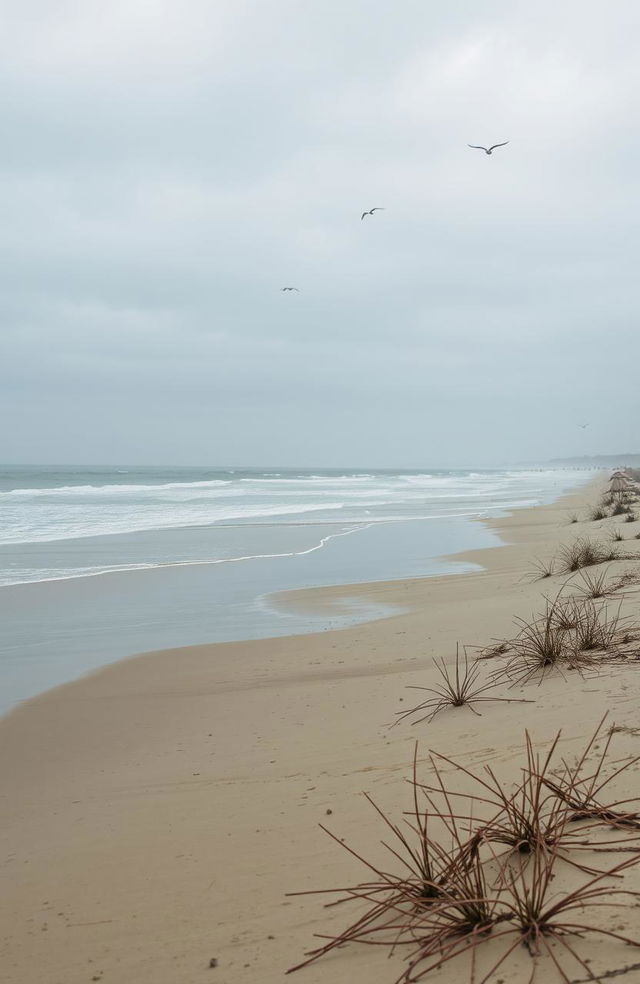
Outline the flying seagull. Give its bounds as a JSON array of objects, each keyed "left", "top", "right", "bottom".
[
  {"left": 578, "top": 423, "right": 589, "bottom": 429},
  {"left": 467, "top": 141, "right": 509, "bottom": 155},
  {"left": 361, "top": 207, "right": 385, "bottom": 220},
  {"left": 280, "top": 287, "right": 299, "bottom": 292}
]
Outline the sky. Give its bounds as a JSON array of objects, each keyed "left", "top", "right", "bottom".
[{"left": 1, "top": 0, "right": 639, "bottom": 468}]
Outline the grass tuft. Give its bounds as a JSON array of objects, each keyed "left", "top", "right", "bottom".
[
  {"left": 289, "top": 726, "right": 640, "bottom": 982},
  {"left": 394, "top": 645, "right": 530, "bottom": 726},
  {"left": 530, "top": 556, "right": 556, "bottom": 580},
  {"left": 612, "top": 502, "right": 633, "bottom": 516},
  {"left": 493, "top": 596, "right": 591, "bottom": 686},
  {"left": 573, "top": 599, "right": 623, "bottom": 652},
  {"left": 286, "top": 746, "right": 495, "bottom": 976},
  {"left": 588, "top": 505, "right": 608, "bottom": 521},
  {"left": 574, "top": 567, "right": 618, "bottom": 600},
  {"left": 550, "top": 597, "right": 581, "bottom": 631},
  {"left": 541, "top": 716, "right": 640, "bottom": 828},
  {"left": 557, "top": 537, "right": 620, "bottom": 573}
]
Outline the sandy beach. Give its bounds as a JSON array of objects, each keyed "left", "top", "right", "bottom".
[{"left": 4, "top": 474, "right": 640, "bottom": 984}]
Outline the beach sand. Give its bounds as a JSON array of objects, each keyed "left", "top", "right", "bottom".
[{"left": 4, "top": 475, "right": 640, "bottom": 984}]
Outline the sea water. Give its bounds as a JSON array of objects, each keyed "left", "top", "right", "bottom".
[{"left": 0, "top": 465, "right": 590, "bottom": 713}]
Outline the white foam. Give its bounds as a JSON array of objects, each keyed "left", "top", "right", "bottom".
[
  {"left": 1, "top": 478, "right": 233, "bottom": 497},
  {"left": 0, "top": 469, "right": 590, "bottom": 550},
  {"left": 0, "top": 500, "right": 348, "bottom": 545},
  {"left": 0, "top": 523, "right": 371, "bottom": 586}
]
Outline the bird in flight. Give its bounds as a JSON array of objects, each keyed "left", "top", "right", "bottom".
[
  {"left": 361, "top": 207, "right": 385, "bottom": 220},
  {"left": 280, "top": 287, "right": 299, "bottom": 292},
  {"left": 578, "top": 423, "right": 589, "bottom": 429},
  {"left": 467, "top": 141, "right": 509, "bottom": 155}
]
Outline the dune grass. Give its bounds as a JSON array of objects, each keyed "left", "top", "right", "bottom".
[
  {"left": 557, "top": 537, "right": 620, "bottom": 573},
  {"left": 289, "top": 726, "right": 640, "bottom": 982},
  {"left": 394, "top": 646, "right": 530, "bottom": 726},
  {"left": 491, "top": 595, "right": 594, "bottom": 686},
  {"left": 487, "top": 584, "right": 639, "bottom": 686},
  {"left": 588, "top": 505, "right": 608, "bottom": 521},
  {"left": 574, "top": 567, "right": 618, "bottom": 600},
  {"left": 530, "top": 556, "right": 556, "bottom": 580},
  {"left": 573, "top": 600, "right": 623, "bottom": 653},
  {"left": 289, "top": 485, "right": 640, "bottom": 981},
  {"left": 612, "top": 502, "right": 633, "bottom": 516}
]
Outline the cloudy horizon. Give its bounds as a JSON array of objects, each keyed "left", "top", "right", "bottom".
[{"left": 2, "top": 1, "right": 639, "bottom": 468}]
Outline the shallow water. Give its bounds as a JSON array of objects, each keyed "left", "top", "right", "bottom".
[{"left": 0, "top": 465, "right": 590, "bottom": 714}]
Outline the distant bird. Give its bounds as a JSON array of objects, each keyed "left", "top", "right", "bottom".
[
  {"left": 361, "top": 207, "right": 385, "bottom": 220},
  {"left": 467, "top": 141, "right": 509, "bottom": 155},
  {"left": 280, "top": 287, "right": 299, "bottom": 292},
  {"left": 578, "top": 423, "right": 590, "bottom": 429}
]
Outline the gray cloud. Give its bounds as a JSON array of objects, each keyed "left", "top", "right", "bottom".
[{"left": 1, "top": 0, "right": 639, "bottom": 466}]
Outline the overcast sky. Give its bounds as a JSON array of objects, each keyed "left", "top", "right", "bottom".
[{"left": 1, "top": 0, "right": 639, "bottom": 468}]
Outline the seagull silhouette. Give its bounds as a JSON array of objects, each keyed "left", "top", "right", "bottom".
[
  {"left": 361, "top": 207, "right": 385, "bottom": 220},
  {"left": 578, "top": 423, "right": 589, "bottom": 429},
  {"left": 280, "top": 287, "right": 299, "bottom": 292},
  {"left": 467, "top": 141, "right": 509, "bottom": 155}
]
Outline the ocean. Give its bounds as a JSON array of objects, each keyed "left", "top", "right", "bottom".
[{"left": 0, "top": 465, "right": 589, "bottom": 713}]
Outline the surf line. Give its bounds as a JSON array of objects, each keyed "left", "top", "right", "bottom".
[{"left": 0, "top": 523, "right": 377, "bottom": 588}]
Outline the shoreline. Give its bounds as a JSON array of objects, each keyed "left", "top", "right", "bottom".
[
  {"left": 0, "top": 473, "right": 590, "bottom": 715},
  {"left": 268, "top": 475, "right": 597, "bottom": 618},
  {"left": 5, "top": 473, "right": 640, "bottom": 984},
  {"left": 0, "top": 472, "right": 586, "bottom": 592}
]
